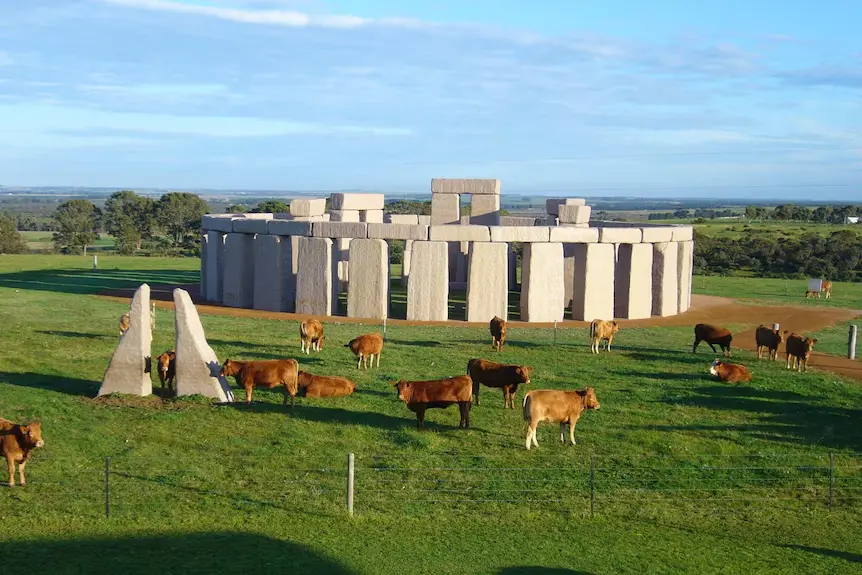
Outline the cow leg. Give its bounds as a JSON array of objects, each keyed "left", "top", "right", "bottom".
[
  {"left": 607, "top": 336, "right": 613, "bottom": 352},
  {"left": 559, "top": 422, "right": 566, "bottom": 443},
  {"left": 526, "top": 424, "right": 537, "bottom": 450},
  {"left": 376, "top": 352, "right": 381, "bottom": 368},
  {"left": 531, "top": 424, "right": 539, "bottom": 448},
  {"left": 569, "top": 418, "right": 577, "bottom": 445},
  {"left": 357, "top": 355, "right": 362, "bottom": 370},
  {"left": 5, "top": 456, "right": 15, "bottom": 487},
  {"left": 17, "top": 460, "right": 26, "bottom": 486},
  {"left": 707, "top": 342, "right": 718, "bottom": 353},
  {"left": 692, "top": 338, "right": 701, "bottom": 353},
  {"left": 416, "top": 407, "right": 426, "bottom": 431},
  {"left": 459, "top": 402, "right": 471, "bottom": 428}
]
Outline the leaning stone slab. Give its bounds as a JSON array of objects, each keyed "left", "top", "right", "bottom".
[
  {"left": 407, "top": 241, "right": 449, "bottom": 321},
  {"left": 429, "top": 225, "right": 491, "bottom": 242},
  {"left": 268, "top": 220, "right": 313, "bottom": 237},
  {"left": 98, "top": 284, "right": 153, "bottom": 397},
  {"left": 347, "top": 239, "right": 389, "bottom": 320},
  {"left": 386, "top": 214, "right": 419, "bottom": 224},
  {"left": 572, "top": 243, "right": 615, "bottom": 321},
  {"left": 466, "top": 242, "right": 509, "bottom": 322},
  {"left": 431, "top": 193, "right": 460, "bottom": 225},
  {"left": 295, "top": 237, "right": 336, "bottom": 315},
  {"left": 490, "top": 226, "right": 551, "bottom": 243},
  {"left": 599, "top": 227, "right": 643, "bottom": 244},
  {"left": 173, "top": 288, "right": 234, "bottom": 402},
  {"left": 253, "top": 235, "right": 293, "bottom": 312},
  {"left": 549, "top": 227, "right": 599, "bottom": 243},
  {"left": 652, "top": 242, "right": 679, "bottom": 317},
  {"left": 546, "top": 198, "right": 587, "bottom": 215},
  {"left": 641, "top": 227, "right": 676, "bottom": 243},
  {"left": 367, "top": 223, "right": 429, "bottom": 240},
  {"left": 671, "top": 226, "right": 694, "bottom": 242},
  {"left": 231, "top": 218, "right": 269, "bottom": 234},
  {"left": 558, "top": 205, "right": 591, "bottom": 224},
  {"left": 222, "top": 233, "right": 255, "bottom": 308},
  {"left": 520, "top": 243, "right": 565, "bottom": 322},
  {"left": 312, "top": 221, "right": 367, "bottom": 239},
  {"left": 290, "top": 198, "right": 327, "bottom": 217},
  {"left": 330, "top": 193, "right": 385, "bottom": 211},
  {"left": 470, "top": 194, "right": 501, "bottom": 226},
  {"left": 615, "top": 243, "right": 653, "bottom": 320},
  {"left": 431, "top": 178, "right": 500, "bottom": 195}
]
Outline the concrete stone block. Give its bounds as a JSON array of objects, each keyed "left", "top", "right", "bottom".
[
  {"left": 222, "top": 233, "right": 255, "bottom": 308},
  {"left": 418, "top": 215, "right": 431, "bottom": 226},
  {"left": 652, "top": 242, "right": 679, "bottom": 317},
  {"left": 614, "top": 244, "right": 653, "bottom": 320},
  {"left": 330, "top": 193, "right": 385, "bottom": 211},
  {"left": 431, "top": 193, "right": 461, "bottom": 225},
  {"left": 500, "top": 216, "right": 539, "bottom": 226},
  {"left": 558, "top": 205, "right": 591, "bottom": 224},
  {"left": 386, "top": 214, "right": 419, "bottom": 224},
  {"left": 238, "top": 213, "right": 274, "bottom": 219},
  {"left": 361, "top": 209, "right": 384, "bottom": 223},
  {"left": 678, "top": 240, "right": 693, "bottom": 312},
  {"left": 204, "top": 231, "right": 225, "bottom": 303},
  {"left": 672, "top": 226, "right": 694, "bottom": 242},
  {"left": 253, "top": 234, "right": 293, "bottom": 312},
  {"left": 429, "top": 225, "right": 491, "bottom": 242},
  {"left": 563, "top": 244, "right": 576, "bottom": 309},
  {"left": 288, "top": 214, "right": 329, "bottom": 222},
  {"left": 173, "top": 288, "right": 234, "bottom": 402},
  {"left": 407, "top": 241, "right": 449, "bottom": 321},
  {"left": 519, "top": 243, "right": 564, "bottom": 322},
  {"left": 455, "top": 241, "right": 470, "bottom": 283},
  {"left": 546, "top": 198, "right": 587, "bottom": 215},
  {"left": 268, "top": 219, "right": 313, "bottom": 237},
  {"left": 203, "top": 216, "right": 238, "bottom": 233},
  {"left": 549, "top": 227, "right": 600, "bottom": 243},
  {"left": 367, "top": 223, "right": 429, "bottom": 240},
  {"left": 466, "top": 242, "right": 509, "bottom": 322},
  {"left": 401, "top": 240, "right": 413, "bottom": 287},
  {"left": 290, "top": 198, "right": 327, "bottom": 217},
  {"left": 334, "top": 238, "right": 352, "bottom": 290},
  {"left": 329, "top": 209, "right": 361, "bottom": 222},
  {"left": 508, "top": 244, "right": 518, "bottom": 291},
  {"left": 641, "top": 226, "right": 676, "bottom": 243},
  {"left": 99, "top": 284, "right": 153, "bottom": 397},
  {"left": 490, "top": 226, "right": 551, "bottom": 243},
  {"left": 312, "top": 221, "right": 367, "bottom": 239},
  {"left": 295, "top": 237, "right": 336, "bottom": 316},
  {"left": 231, "top": 218, "right": 269, "bottom": 234},
  {"left": 200, "top": 233, "right": 209, "bottom": 301},
  {"left": 572, "top": 243, "right": 615, "bottom": 321},
  {"left": 347, "top": 239, "right": 389, "bottom": 320},
  {"left": 431, "top": 178, "right": 500, "bottom": 195},
  {"left": 470, "top": 194, "right": 501, "bottom": 226},
  {"left": 599, "top": 227, "right": 643, "bottom": 244}
]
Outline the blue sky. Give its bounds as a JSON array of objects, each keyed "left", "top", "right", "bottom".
[{"left": 1, "top": 0, "right": 860, "bottom": 197}]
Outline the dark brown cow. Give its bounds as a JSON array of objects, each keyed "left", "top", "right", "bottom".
[
  {"left": 300, "top": 319, "right": 325, "bottom": 354},
  {"left": 692, "top": 323, "right": 733, "bottom": 356},
  {"left": 296, "top": 371, "right": 355, "bottom": 398},
  {"left": 1, "top": 418, "right": 44, "bottom": 487},
  {"left": 709, "top": 359, "right": 752, "bottom": 383},
  {"left": 392, "top": 376, "right": 473, "bottom": 430},
  {"left": 219, "top": 358, "right": 300, "bottom": 405},
  {"left": 755, "top": 326, "right": 786, "bottom": 361},
  {"left": 490, "top": 316, "right": 507, "bottom": 352},
  {"left": 345, "top": 332, "right": 383, "bottom": 369},
  {"left": 522, "top": 388, "right": 600, "bottom": 450},
  {"left": 589, "top": 320, "right": 620, "bottom": 354},
  {"left": 156, "top": 350, "right": 176, "bottom": 394},
  {"left": 785, "top": 333, "right": 818, "bottom": 373},
  {"left": 467, "top": 358, "right": 532, "bottom": 409}
]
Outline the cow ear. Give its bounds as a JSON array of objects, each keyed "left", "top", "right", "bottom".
[{"left": 812, "top": 339, "right": 819, "bottom": 344}]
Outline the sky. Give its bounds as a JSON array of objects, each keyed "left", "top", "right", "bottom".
[{"left": 1, "top": 0, "right": 861, "bottom": 198}]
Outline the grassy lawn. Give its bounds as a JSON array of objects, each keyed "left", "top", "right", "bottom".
[
  {"left": 647, "top": 219, "right": 857, "bottom": 240},
  {"left": 693, "top": 275, "right": 862, "bottom": 311},
  {"left": 20, "top": 231, "right": 116, "bottom": 252},
  {"left": 1, "top": 255, "right": 861, "bottom": 574},
  {"left": 808, "top": 320, "right": 862, "bottom": 358}
]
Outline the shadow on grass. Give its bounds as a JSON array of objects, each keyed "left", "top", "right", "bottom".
[
  {"left": 383, "top": 339, "right": 443, "bottom": 347},
  {"left": 777, "top": 544, "right": 862, "bottom": 564},
  {"left": 497, "top": 569, "right": 592, "bottom": 575},
  {"left": 0, "top": 268, "right": 199, "bottom": 297},
  {"left": 225, "top": 402, "right": 410, "bottom": 430},
  {"left": 36, "top": 330, "right": 114, "bottom": 341},
  {"left": 0, "top": 371, "right": 98, "bottom": 397},
  {"left": 612, "top": 370, "right": 705, "bottom": 382},
  {"left": 0, "top": 532, "right": 354, "bottom": 575}
]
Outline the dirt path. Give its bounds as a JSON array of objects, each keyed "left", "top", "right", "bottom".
[{"left": 97, "top": 286, "right": 862, "bottom": 381}]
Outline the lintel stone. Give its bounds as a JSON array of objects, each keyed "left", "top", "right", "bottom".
[
  {"left": 489, "top": 226, "right": 551, "bottom": 242},
  {"left": 312, "top": 221, "right": 368, "bottom": 239},
  {"left": 330, "top": 193, "right": 385, "bottom": 211},
  {"left": 431, "top": 178, "right": 500, "bottom": 195},
  {"left": 671, "top": 226, "right": 694, "bottom": 242},
  {"left": 231, "top": 218, "right": 269, "bottom": 234},
  {"left": 599, "top": 227, "right": 643, "bottom": 244},
  {"left": 367, "top": 223, "right": 429, "bottom": 240},
  {"left": 268, "top": 220, "right": 313, "bottom": 236},
  {"left": 429, "top": 225, "right": 491, "bottom": 242},
  {"left": 549, "top": 227, "right": 599, "bottom": 243},
  {"left": 290, "top": 198, "right": 327, "bottom": 217},
  {"left": 641, "top": 227, "right": 676, "bottom": 243}
]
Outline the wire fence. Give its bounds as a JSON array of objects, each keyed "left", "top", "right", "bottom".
[{"left": 3, "top": 452, "right": 860, "bottom": 519}]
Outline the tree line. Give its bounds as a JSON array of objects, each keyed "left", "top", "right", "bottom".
[{"left": 649, "top": 204, "right": 862, "bottom": 223}]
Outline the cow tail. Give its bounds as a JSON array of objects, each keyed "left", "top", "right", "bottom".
[
  {"left": 522, "top": 393, "right": 531, "bottom": 421},
  {"left": 589, "top": 320, "right": 596, "bottom": 341},
  {"left": 299, "top": 321, "right": 308, "bottom": 338}
]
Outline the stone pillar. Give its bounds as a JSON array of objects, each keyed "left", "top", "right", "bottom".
[
  {"left": 401, "top": 240, "right": 413, "bottom": 287},
  {"left": 200, "top": 233, "right": 208, "bottom": 301},
  {"left": 520, "top": 242, "right": 565, "bottom": 322},
  {"left": 295, "top": 237, "right": 336, "bottom": 316},
  {"left": 431, "top": 193, "right": 460, "bottom": 225},
  {"left": 98, "top": 284, "right": 153, "bottom": 397},
  {"left": 508, "top": 244, "right": 518, "bottom": 291},
  {"left": 563, "top": 244, "right": 576, "bottom": 309},
  {"left": 467, "top": 242, "right": 509, "bottom": 322},
  {"left": 222, "top": 233, "right": 255, "bottom": 308},
  {"left": 470, "top": 195, "right": 501, "bottom": 226},
  {"left": 572, "top": 243, "right": 615, "bottom": 321},
  {"left": 253, "top": 235, "right": 292, "bottom": 312},
  {"left": 205, "top": 231, "right": 225, "bottom": 303},
  {"left": 347, "top": 239, "right": 389, "bottom": 320},
  {"left": 678, "top": 240, "right": 693, "bottom": 313},
  {"left": 614, "top": 243, "right": 653, "bottom": 320},
  {"left": 652, "top": 242, "right": 679, "bottom": 317},
  {"left": 407, "top": 241, "right": 449, "bottom": 321}
]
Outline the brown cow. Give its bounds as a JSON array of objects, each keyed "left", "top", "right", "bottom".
[
  {"left": 392, "top": 376, "right": 473, "bottom": 430},
  {"left": 296, "top": 371, "right": 355, "bottom": 398},
  {"left": 219, "top": 358, "right": 300, "bottom": 405},
  {"left": 300, "top": 319, "right": 325, "bottom": 354},
  {"left": 490, "top": 316, "right": 507, "bottom": 352},
  {"left": 755, "top": 326, "right": 786, "bottom": 360},
  {"left": 1, "top": 418, "right": 44, "bottom": 487},
  {"left": 156, "top": 350, "right": 176, "bottom": 394},
  {"left": 467, "top": 358, "right": 532, "bottom": 409},
  {"left": 345, "top": 332, "right": 383, "bottom": 369},
  {"left": 589, "top": 320, "right": 620, "bottom": 354},
  {"left": 709, "top": 359, "right": 752, "bottom": 384},
  {"left": 523, "top": 388, "right": 600, "bottom": 450},
  {"left": 119, "top": 312, "right": 130, "bottom": 336},
  {"left": 821, "top": 280, "right": 832, "bottom": 299},
  {"left": 785, "top": 333, "right": 818, "bottom": 373},
  {"left": 692, "top": 323, "right": 733, "bottom": 356}
]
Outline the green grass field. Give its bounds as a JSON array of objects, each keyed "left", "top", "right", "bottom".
[
  {"left": 1, "top": 255, "right": 861, "bottom": 574},
  {"left": 20, "top": 231, "right": 117, "bottom": 253},
  {"left": 647, "top": 219, "right": 857, "bottom": 240}
]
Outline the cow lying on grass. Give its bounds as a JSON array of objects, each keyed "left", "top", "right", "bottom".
[
  {"left": 392, "top": 376, "right": 473, "bottom": 430},
  {"left": 219, "top": 358, "right": 300, "bottom": 405},
  {"left": 296, "top": 371, "right": 355, "bottom": 398},
  {"left": 467, "top": 358, "right": 532, "bottom": 409},
  {"left": 692, "top": 323, "right": 733, "bottom": 357},
  {"left": 522, "top": 388, "right": 600, "bottom": 451},
  {"left": 1, "top": 418, "right": 44, "bottom": 487},
  {"left": 709, "top": 359, "right": 752, "bottom": 384}
]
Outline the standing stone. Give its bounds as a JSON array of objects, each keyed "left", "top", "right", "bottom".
[
  {"left": 98, "top": 284, "right": 153, "bottom": 397},
  {"left": 296, "top": 237, "right": 336, "bottom": 316},
  {"left": 678, "top": 241, "right": 693, "bottom": 313},
  {"left": 205, "top": 231, "right": 225, "bottom": 303},
  {"left": 401, "top": 240, "right": 413, "bottom": 286},
  {"left": 200, "top": 233, "right": 208, "bottom": 301},
  {"left": 467, "top": 242, "right": 509, "bottom": 322},
  {"left": 615, "top": 243, "right": 653, "bottom": 320},
  {"left": 407, "top": 241, "right": 449, "bottom": 321},
  {"left": 572, "top": 243, "right": 615, "bottom": 321},
  {"left": 470, "top": 195, "right": 501, "bottom": 226},
  {"left": 455, "top": 241, "right": 470, "bottom": 283},
  {"left": 253, "top": 235, "right": 292, "bottom": 312},
  {"left": 173, "top": 288, "right": 234, "bottom": 402},
  {"left": 431, "top": 193, "right": 461, "bottom": 225},
  {"left": 520, "top": 243, "right": 565, "bottom": 322},
  {"left": 563, "top": 244, "right": 576, "bottom": 309},
  {"left": 508, "top": 244, "right": 518, "bottom": 291},
  {"left": 222, "top": 233, "right": 255, "bottom": 308},
  {"left": 335, "top": 237, "right": 352, "bottom": 292},
  {"left": 652, "top": 242, "right": 679, "bottom": 317},
  {"left": 347, "top": 239, "right": 389, "bottom": 320}
]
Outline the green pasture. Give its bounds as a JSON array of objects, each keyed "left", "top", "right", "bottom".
[
  {"left": 647, "top": 219, "right": 856, "bottom": 239},
  {"left": 0, "top": 255, "right": 861, "bottom": 574},
  {"left": 20, "top": 231, "right": 116, "bottom": 253},
  {"left": 693, "top": 274, "right": 862, "bottom": 312}
]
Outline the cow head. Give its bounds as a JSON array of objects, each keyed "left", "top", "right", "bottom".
[
  {"left": 516, "top": 366, "right": 533, "bottom": 384},
  {"left": 583, "top": 387, "right": 600, "bottom": 410},
  {"left": 804, "top": 338, "right": 818, "bottom": 356},
  {"left": 709, "top": 359, "right": 722, "bottom": 376},
  {"left": 219, "top": 358, "right": 241, "bottom": 378},
  {"left": 317, "top": 335, "right": 325, "bottom": 350},
  {"left": 157, "top": 352, "right": 173, "bottom": 376},
  {"left": 392, "top": 379, "right": 410, "bottom": 402},
  {"left": 610, "top": 321, "right": 620, "bottom": 334},
  {"left": 22, "top": 421, "right": 44, "bottom": 449}
]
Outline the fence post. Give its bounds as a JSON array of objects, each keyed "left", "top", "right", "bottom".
[
  {"left": 347, "top": 452, "right": 355, "bottom": 517},
  {"left": 849, "top": 325, "right": 857, "bottom": 361},
  {"left": 589, "top": 453, "right": 595, "bottom": 517},
  {"left": 104, "top": 457, "right": 110, "bottom": 518},
  {"left": 829, "top": 452, "right": 834, "bottom": 509},
  {"left": 93, "top": 254, "right": 98, "bottom": 271},
  {"left": 553, "top": 321, "right": 557, "bottom": 346}
]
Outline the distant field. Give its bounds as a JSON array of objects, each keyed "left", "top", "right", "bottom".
[
  {"left": 21, "top": 231, "right": 116, "bottom": 252},
  {"left": 693, "top": 275, "right": 862, "bottom": 311},
  {"left": 646, "top": 219, "right": 857, "bottom": 239}
]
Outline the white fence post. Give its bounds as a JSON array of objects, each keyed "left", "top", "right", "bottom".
[{"left": 347, "top": 452, "right": 355, "bottom": 516}]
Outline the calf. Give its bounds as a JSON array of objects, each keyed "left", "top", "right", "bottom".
[
  {"left": 219, "top": 358, "right": 300, "bottom": 405},
  {"left": 119, "top": 312, "right": 130, "bottom": 336},
  {"left": 345, "top": 332, "right": 383, "bottom": 369},
  {"left": 1, "top": 418, "right": 44, "bottom": 487},
  {"left": 392, "top": 376, "right": 473, "bottom": 430},
  {"left": 821, "top": 280, "right": 832, "bottom": 299},
  {"left": 755, "top": 326, "right": 786, "bottom": 360},
  {"left": 709, "top": 359, "right": 752, "bottom": 384},
  {"left": 692, "top": 323, "right": 733, "bottom": 356},
  {"left": 489, "top": 316, "right": 507, "bottom": 352},
  {"left": 589, "top": 320, "right": 620, "bottom": 354},
  {"left": 467, "top": 358, "right": 532, "bottom": 409},
  {"left": 156, "top": 350, "right": 176, "bottom": 395},
  {"left": 523, "top": 388, "right": 600, "bottom": 451},
  {"left": 300, "top": 319, "right": 325, "bottom": 354},
  {"left": 805, "top": 289, "right": 820, "bottom": 299},
  {"left": 785, "top": 333, "right": 818, "bottom": 373},
  {"left": 296, "top": 371, "right": 355, "bottom": 398}
]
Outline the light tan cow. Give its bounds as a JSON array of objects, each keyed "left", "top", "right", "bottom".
[
  {"left": 300, "top": 319, "right": 325, "bottom": 354},
  {"left": 522, "top": 388, "right": 600, "bottom": 450},
  {"left": 589, "top": 320, "right": 620, "bottom": 354}
]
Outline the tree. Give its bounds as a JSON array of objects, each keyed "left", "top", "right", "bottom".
[
  {"left": 103, "top": 190, "right": 156, "bottom": 254},
  {"left": 250, "top": 200, "right": 290, "bottom": 214},
  {"left": 0, "top": 212, "right": 26, "bottom": 254},
  {"left": 52, "top": 200, "right": 101, "bottom": 255},
  {"left": 384, "top": 200, "right": 432, "bottom": 215},
  {"left": 224, "top": 204, "right": 247, "bottom": 214},
  {"left": 744, "top": 205, "right": 758, "bottom": 220},
  {"left": 155, "top": 192, "right": 210, "bottom": 248}
]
